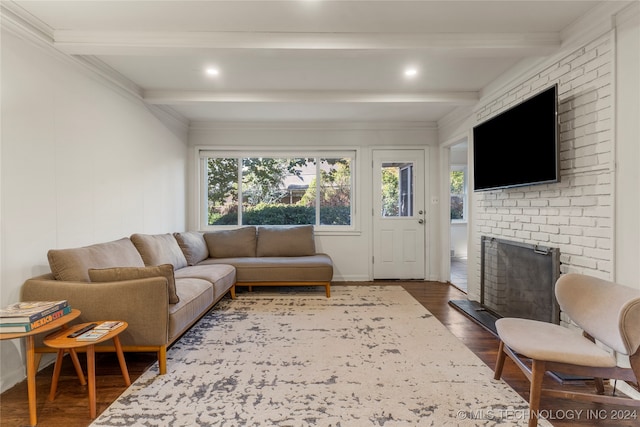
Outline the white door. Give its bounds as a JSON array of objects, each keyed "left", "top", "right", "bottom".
[{"left": 372, "top": 149, "right": 426, "bottom": 279}]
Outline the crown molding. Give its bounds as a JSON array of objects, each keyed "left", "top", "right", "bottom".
[
  {"left": 451, "top": 1, "right": 635, "bottom": 126},
  {"left": 560, "top": 0, "right": 633, "bottom": 48},
  {"left": 1, "top": 1, "right": 54, "bottom": 47},
  {"left": 615, "top": 0, "right": 640, "bottom": 27},
  {"left": 73, "top": 55, "right": 143, "bottom": 99},
  {"left": 1, "top": 1, "right": 189, "bottom": 133},
  {"left": 1, "top": 2, "right": 142, "bottom": 99}
]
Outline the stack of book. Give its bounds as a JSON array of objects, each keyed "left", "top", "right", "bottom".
[{"left": 0, "top": 300, "right": 71, "bottom": 333}]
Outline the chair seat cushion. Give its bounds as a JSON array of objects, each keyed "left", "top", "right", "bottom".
[{"left": 495, "top": 318, "right": 617, "bottom": 367}]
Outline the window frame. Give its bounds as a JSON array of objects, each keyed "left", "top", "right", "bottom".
[
  {"left": 197, "top": 148, "right": 358, "bottom": 233},
  {"left": 450, "top": 165, "right": 468, "bottom": 223}
]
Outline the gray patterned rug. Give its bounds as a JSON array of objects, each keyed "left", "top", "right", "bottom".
[{"left": 91, "top": 286, "right": 548, "bottom": 426}]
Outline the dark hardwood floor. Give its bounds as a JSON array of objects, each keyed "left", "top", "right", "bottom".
[{"left": 1, "top": 282, "right": 637, "bottom": 426}]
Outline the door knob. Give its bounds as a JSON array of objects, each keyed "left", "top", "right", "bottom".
[{"left": 418, "top": 219, "right": 424, "bottom": 224}]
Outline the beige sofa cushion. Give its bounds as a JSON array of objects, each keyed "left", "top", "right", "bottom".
[
  {"left": 256, "top": 225, "right": 315, "bottom": 257},
  {"left": 202, "top": 254, "right": 333, "bottom": 282},
  {"left": 173, "top": 232, "right": 209, "bottom": 266},
  {"left": 175, "top": 264, "right": 236, "bottom": 301},
  {"left": 204, "top": 226, "right": 257, "bottom": 258},
  {"left": 88, "top": 264, "right": 179, "bottom": 304},
  {"left": 168, "top": 278, "right": 214, "bottom": 341},
  {"left": 131, "top": 233, "right": 188, "bottom": 270},
  {"left": 47, "top": 238, "right": 145, "bottom": 282}
]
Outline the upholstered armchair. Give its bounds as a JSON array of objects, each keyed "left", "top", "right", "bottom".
[{"left": 494, "top": 273, "right": 640, "bottom": 427}]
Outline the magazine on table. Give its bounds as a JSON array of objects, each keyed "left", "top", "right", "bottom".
[
  {"left": 0, "top": 300, "right": 69, "bottom": 323},
  {"left": 76, "top": 329, "right": 109, "bottom": 341},
  {"left": 0, "top": 305, "right": 72, "bottom": 333},
  {"left": 94, "top": 321, "right": 124, "bottom": 331}
]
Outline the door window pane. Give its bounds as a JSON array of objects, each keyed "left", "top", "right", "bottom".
[{"left": 381, "top": 162, "right": 414, "bottom": 217}]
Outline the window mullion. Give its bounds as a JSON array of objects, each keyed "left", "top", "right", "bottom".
[
  {"left": 315, "top": 158, "right": 321, "bottom": 226},
  {"left": 237, "top": 158, "right": 243, "bottom": 226}
]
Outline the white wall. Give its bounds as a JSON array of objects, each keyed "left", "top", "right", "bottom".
[
  {"left": 0, "top": 29, "right": 189, "bottom": 392},
  {"left": 188, "top": 122, "right": 441, "bottom": 281},
  {"left": 614, "top": 3, "right": 640, "bottom": 289}
]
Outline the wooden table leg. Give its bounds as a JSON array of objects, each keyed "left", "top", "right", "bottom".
[
  {"left": 69, "top": 349, "right": 86, "bottom": 385},
  {"left": 87, "top": 344, "right": 96, "bottom": 418},
  {"left": 49, "top": 348, "right": 87, "bottom": 402},
  {"left": 25, "top": 335, "right": 37, "bottom": 427},
  {"left": 112, "top": 336, "right": 131, "bottom": 386},
  {"left": 48, "top": 349, "right": 65, "bottom": 401}
]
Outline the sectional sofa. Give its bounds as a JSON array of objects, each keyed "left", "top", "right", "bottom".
[{"left": 21, "top": 225, "right": 333, "bottom": 374}]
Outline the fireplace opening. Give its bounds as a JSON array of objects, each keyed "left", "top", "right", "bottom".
[{"left": 450, "top": 236, "right": 560, "bottom": 335}]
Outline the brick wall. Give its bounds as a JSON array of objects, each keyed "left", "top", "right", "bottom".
[{"left": 473, "top": 31, "right": 614, "bottom": 282}]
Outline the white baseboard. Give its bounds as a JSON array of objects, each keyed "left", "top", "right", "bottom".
[{"left": 332, "top": 274, "right": 370, "bottom": 282}]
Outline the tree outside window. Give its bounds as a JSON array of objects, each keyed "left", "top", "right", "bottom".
[
  {"left": 450, "top": 168, "right": 466, "bottom": 221},
  {"left": 205, "top": 155, "right": 353, "bottom": 227}
]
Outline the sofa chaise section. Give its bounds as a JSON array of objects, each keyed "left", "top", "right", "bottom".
[
  {"left": 202, "top": 255, "right": 333, "bottom": 297},
  {"left": 196, "top": 225, "right": 334, "bottom": 297}
]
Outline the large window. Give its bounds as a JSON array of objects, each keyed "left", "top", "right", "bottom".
[{"left": 200, "top": 151, "right": 354, "bottom": 229}]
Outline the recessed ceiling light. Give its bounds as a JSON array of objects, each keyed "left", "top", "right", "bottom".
[
  {"left": 404, "top": 68, "right": 418, "bottom": 78},
  {"left": 205, "top": 67, "right": 220, "bottom": 77}
]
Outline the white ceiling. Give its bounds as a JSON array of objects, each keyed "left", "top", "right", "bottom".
[{"left": 5, "top": 0, "right": 607, "bottom": 123}]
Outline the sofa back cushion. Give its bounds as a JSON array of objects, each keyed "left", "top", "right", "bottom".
[
  {"left": 130, "top": 234, "right": 188, "bottom": 270},
  {"left": 47, "top": 238, "right": 145, "bottom": 282},
  {"left": 256, "top": 225, "right": 316, "bottom": 257},
  {"left": 204, "top": 226, "right": 257, "bottom": 258},
  {"left": 88, "top": 264, "right": 179, "bottom": 304},
  {"left": 173, "top": 231, "right": 209, "bottom": 266}
]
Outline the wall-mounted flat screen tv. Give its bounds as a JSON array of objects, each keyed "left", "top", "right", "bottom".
[{"left": 473, "top": 85, "right": 559, "bottom": 191}]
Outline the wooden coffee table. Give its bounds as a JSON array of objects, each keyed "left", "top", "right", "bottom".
[
  {"left": 0, "top": 309, "right": 81, "bottom": 427},
  {"left": 44, "top": 321, "right": 131, "bottom": 418}
]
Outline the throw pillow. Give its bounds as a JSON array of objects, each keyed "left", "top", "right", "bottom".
[
  {"left": 204, "top": 226, "right": 257, "bottom": 258},
  {"left": 47, "top": 237, "right": 145, "bottom": 282},
  {"left": 88, "top": 264, "right": 179, "bottom": 304},
  {"left": 256, "top": 225, "right": 316, "bottom": 257},
  {"left": 173, "top": 231, "right": 209, "bottom": 266},
  {"left": 130, "top": 233, "right": 188, "bottom": 270}
]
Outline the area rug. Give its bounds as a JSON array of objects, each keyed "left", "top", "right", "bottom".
[{"left": 91, "top": 286, "right": 550, "bottom": 426}]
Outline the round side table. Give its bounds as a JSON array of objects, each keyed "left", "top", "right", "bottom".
[
  {"left": 0, "top": 309, "right": 81, "bottom": 427},
  {"left": 44, "top": 321, "right": 131, "bottom": 419}
]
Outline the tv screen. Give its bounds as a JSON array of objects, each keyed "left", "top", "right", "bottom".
[{"left": 473, "top": 85, "right": 559, "bottom": 191}]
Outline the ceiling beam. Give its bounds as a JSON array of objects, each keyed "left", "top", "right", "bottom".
[
  {"left": 54, "top": 30, "right": 560, "bottom": 55},
  {"left": 143, "top": 90, "right": 479, "bottom": 105}
]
